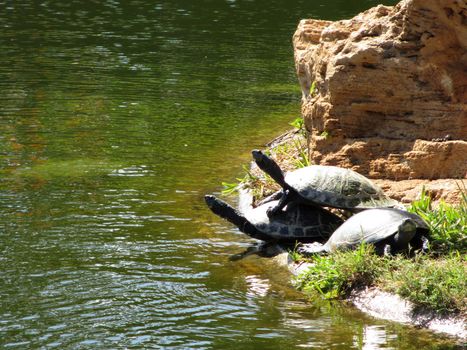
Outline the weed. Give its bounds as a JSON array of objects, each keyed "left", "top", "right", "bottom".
[
  {"left": 289, "top": 117, "right": 304, "bottom": 130},
  {"left": 381, "top": 252, "right": 466, "bottom": 314},
  {"left": 221, "top": 181, "right": 240, "bottom": 195},
  {"left": 288, "top": 243, "right": 304, "bottom": 263},
  {"left": 221, "top": 165, "right": 260, "bottom": 195},
  {"left": 310, "top": 81, "right": 317, "bottom": 96},
  {"left": 293, "top": 140, "right": 310, "bottom": 168},
  {"left": 222, "top": 164, "right": 279, "bottom": 199},
  {"left": 273, "top": 137, "right": 310, "bottom": 170},
  {"left": 294, "top": 244, "right": 383, "bottom": 299},
  {"left": 409, "top": 189, "right": 466, "bottom": 254}
]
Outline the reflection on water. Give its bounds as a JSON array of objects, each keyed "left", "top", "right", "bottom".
[{"left": 0, "top": 0, "right": 462, "bottom": 349}]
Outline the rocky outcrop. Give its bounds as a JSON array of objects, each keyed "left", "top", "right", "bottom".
[{"left": 293, "top": 0, "right": 467, "bottom": 198}]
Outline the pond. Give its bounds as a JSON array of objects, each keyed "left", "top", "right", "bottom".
[{"left": 0, "top": 0, "right": 461, "bottom": 348}]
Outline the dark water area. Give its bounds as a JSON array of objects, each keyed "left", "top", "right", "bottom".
[{"left": 0, "top": 1, "right": 462, "bottom": 348}]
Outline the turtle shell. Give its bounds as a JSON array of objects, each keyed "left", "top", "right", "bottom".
[
  {"left": 285, "top": 165, "right": 398, "bottom": 209},
  {"left": 245, "top": 200, "right": 343, "bottom": 242},
  {"left": 324, "top": 208, "right": 429, "bottom": 252}
]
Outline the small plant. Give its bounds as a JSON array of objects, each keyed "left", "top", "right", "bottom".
[
  {"left": 320, "top": 130, "right": 329, "bottom": 139},
  {"left": 222, "top": 164, "right": 279, "bottom": 200},
  {"left": 409, "top": 188, "right": 466, "bottom": 254},
  {"left": 221, "top": 181, "right": 240, "bottom": 195},
  {"left": 310, "top": 81, "right": 317, "bottom": 96},
  {"left": 293, "top": 140, "right": 310, "bottom": 168},
  {"left": 289, "top": 117, "right": 307, "bottom": 137},
  {"left": 288, "top": 243, "right": 304, "bottom": 263},
  {"left": 221, "top": 165, "right": 261, "bottom": 195},
  {"left": 289, "top": 117, "right": 304, "bottom": 130},
  {"left": 382, "top": 252, "right": 466, "bottom": 314},
  {"left": 295, "top": 244, "right": 382, "bottom": 299}
]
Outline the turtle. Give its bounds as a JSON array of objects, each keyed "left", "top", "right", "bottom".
[
  {"left": 251, "top": 150, "right": 400, "bottom": 217},
  {"left": 204, "top": 194, "right": 343, "bottom": 243},
  {"left": 297, "top": 208, "right": 430, "bottom": 256}
]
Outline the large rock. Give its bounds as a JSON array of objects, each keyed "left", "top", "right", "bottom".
[{"left": 293, "top": 0, "right": 467, "bottom": 200}]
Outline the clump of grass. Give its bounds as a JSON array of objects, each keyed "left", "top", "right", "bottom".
[
  {"left": 409, "top": 189, "right": 466, "bottom": 254},
  {"left": 221, "top": 164, "right": 259, "bottom": 195},
  {"left": 289, "top": 117, "right": 304, "bottom": 130},
  {"left": 289, "top": 116, "right": 307, "bottom": 138},
  {"left": 292, "top": 140, "right": 310, "bottom": 168},
  {"left": 294, "top": 244, "right": 384, "bottom": 299},
  {"left": 288, "top": 243, "right": 304, "bottom": 263},
  {"left": 275, "top": 139, "right": 310, "bottom": 169},
  {"left": 381, "top": 253, "right": 466, "bottom": 314},
  {"left": 222, "top": 164, "right": 279, "bottom": 200},
  {"left": 294, "top": 246, "right": 466, "bottom": 315}
]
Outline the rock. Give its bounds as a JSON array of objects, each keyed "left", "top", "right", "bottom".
[
  {"left": 373, "top": 178, "right": 466, "bottom": 206},
  {"left": 293, "top": 0, "right": 467, "bottom": 201},
  {"left": 349, "top": 287, "right": 467, "bottom": 340}
]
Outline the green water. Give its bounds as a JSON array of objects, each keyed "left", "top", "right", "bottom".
[{"left": 0, "top": 1, "right": 461, "bottom": 349}]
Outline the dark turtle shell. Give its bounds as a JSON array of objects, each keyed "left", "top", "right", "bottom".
[
  {"left": 246, "top": 200, "right": 343, "bottom": 242},
  {"left": 285, "top": 165, "right": 399, "bottom": 209}
]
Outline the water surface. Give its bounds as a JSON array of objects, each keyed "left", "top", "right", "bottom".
[{"left": 0, "top": 1, "right": 461, "bottom": 349}]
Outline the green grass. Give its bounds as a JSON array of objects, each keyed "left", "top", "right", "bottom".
[
  {"left": 294, "top": 194, "right": 467, "bottom": 315},
  {"left": 274, "top": 138, "right": 310, "bottom": 169},
  {"left": 222, "top": 164, "right": 278, "bottom": 199},
  {"left": 294, "top": 247, "right": 466, "bottom": 315},
  {"left": 289, "top": 117, "right": 304, "bottom": 130},
  {"left": 409, "top": 189, "right": 466, "bottom": 254},
  {"left": 294, "top": 244, "right": 383, "bottom": 299},
  {"left": 382, "top": 253, "right": 466, "bottom": 314}
]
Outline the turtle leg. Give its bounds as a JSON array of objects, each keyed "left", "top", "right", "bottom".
[
  {"left": 252, "top": 150, "right": 288, "bottom": 189},
  {"left": 256, "top": 189, "right": 283, "bottom": 206},
  {"left": 421, "top": 235, "right": 430, "bottom": 253},
  {"left": 383, "top": 244, "right": 393, "bottom": 256},
  {"left": 372, "top": 240, "right": 391, "bottom": 256},
  {"left": 204, "top": 195, "right": 272, "bottom": 241},
  {"left": 266, "top": 189, "right": 292, "bottom": 217},
  {"left": 409, "top": 234, "right": 430, "bottom": 254}
]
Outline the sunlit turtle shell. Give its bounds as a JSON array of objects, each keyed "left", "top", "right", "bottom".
[{"left": 298, "top": 208, "right": 429, "bottom": 255}]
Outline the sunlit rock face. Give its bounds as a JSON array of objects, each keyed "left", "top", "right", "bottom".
[{"left": 293, "top": 0, "right": 467, "bottom": 199}]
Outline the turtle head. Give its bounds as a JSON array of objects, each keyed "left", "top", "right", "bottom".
[
  {"left": 252, "top": 149, "right": 266, "bottom": 163},
  {"left": 251, "top": 150, "right": 287, "bottom": 188},
  {"left": 204, "top": 194, "right": 264, "bottom": 239},
  {"left": 392, "top": 218, "right": 417, "bottom": 252},
  {"left": 204, "top": 194, "right": 217, "bottom": 209},
  {"left": 399, "top": 218, "right": 417, "bottom": 234},
  {"left": 204, "top": 194, "right": 238, "bottom": 219}
]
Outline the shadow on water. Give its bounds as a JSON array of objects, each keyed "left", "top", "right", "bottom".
[{"left": 0, "top": 0, "right": 463, "bottom": 348}]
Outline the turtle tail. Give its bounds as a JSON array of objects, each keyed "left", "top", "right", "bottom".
[
  {"left": 204, "top": 195, "right": 271, "bottom": 241},
  {"left": 251, "top": 150, "right": 287, "bottom": 189}
]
